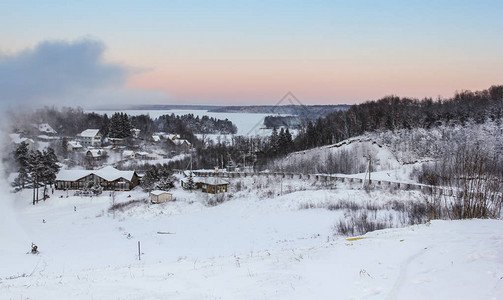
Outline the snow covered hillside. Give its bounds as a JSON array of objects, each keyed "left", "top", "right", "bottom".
[
  {"left": 272, "top": 138, "right": 414, "bottom": 182},
  {"left": 1, "top": 181, "right": 502, "bottom": 299}
]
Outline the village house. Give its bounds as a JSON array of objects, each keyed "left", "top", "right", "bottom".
[
  {"left": 200, "top": 177, "right": 229, "bottom": 194},
  {"left": 181, "top": 174, "right": 204, "bottom": 190},
  {"left": 55, "top": 166, "right": 140, "bottom": 191},
  {"left": 86, "top": 149, "right": 106, "bottom": 161},
  {"left": 181, "top": 174, "right": 228, "bottom": 194},
  {"left": 78, "top": 129, "right": 102, "bottom": 147},
  {"left": 173, "top": 139, "right": 191, "bottom": 152},
  {"left": 67, "top": 140, "right": 83, "bottom": 152},
  {"left": 122, "top": 150, "right": 135, "bottom": 160},
  {"left": 135, "top": 151, "right": 162, "bottom": 160},
  {"left": 108, "top": 137, "right": 124, "bottom": 147},
  {"left": 150, "top": 190, "right": 173, "bottom": 203},
  {"left": 36, "top": 134, "right": 58, "bottom": 142},
  {"left": 10, "top": 133, "right": 35, "bottom": 151},
  {"left": 34, "top": 123, "right": 57, "bottom": 136}
]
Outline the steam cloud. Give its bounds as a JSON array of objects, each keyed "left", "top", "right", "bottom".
[{"left": 0, "top": 38, "right": 127, "bottom": 106}]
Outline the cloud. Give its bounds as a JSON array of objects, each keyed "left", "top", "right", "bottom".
[{"left": 0, "top": 38, "right": 128, "bottom": 106}]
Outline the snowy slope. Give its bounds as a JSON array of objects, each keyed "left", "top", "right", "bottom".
[
  {"left": 275, "top": 138, "right": 407, "bottom": 180},
  {"left": 0, "top": 185, "right": 502, "bottom": 299}
]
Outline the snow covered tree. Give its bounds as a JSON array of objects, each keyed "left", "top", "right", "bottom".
[
  {"left": 14, "top": 142, "right": 30, "bottom": 189},
  {"left": 185, "top": 172, "right": 196, "bottom": 190},
  {"left": 109, "top": 112, "right": 132, "bottom": 138},
  {"left": 155, "top": 177, "right": 175, "bottom": 191},
  {"left": 40, "top": 148, "right": 60, "bottom": 199},
  {"left": 141, "top": 164, "right": 175, "bottom": 192}
]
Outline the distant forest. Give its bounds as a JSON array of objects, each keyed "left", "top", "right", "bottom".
[
  {"left": 190, "top": 85, "right": 503, "bottom": 171},
  {"left": 293, "top": 85, "right": 503, "bottom": 151},
  {"left": 210, "top": 104, "right": 349, "bottom": 119}
]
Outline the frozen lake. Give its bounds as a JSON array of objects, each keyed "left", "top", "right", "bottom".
[{"left": 88, "top": 109, "right": 279, "bottom": 136}]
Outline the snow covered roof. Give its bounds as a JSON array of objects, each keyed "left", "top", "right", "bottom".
[
  {"left": 37, "top": 135, "right": 58, "bottom": 140},
  {"left": 200, "top": 177, "right": 229, "bottom": 185},
  {"left": 9, "top": 133, "right": 34, "bottom": 144},
  {"left": 150, "top": 190, "right": 171, "bottom": 196},
  {"left": 165, "top": 134, "right": 180, "bottom": 140},
  {"left": 68, "top": 141, "right": 82, "bottom": 148},
  {"left": 136, "top": 151, "right": 149, "bottom": 156},
  {"left": 86, "top": 149, "right": 103, "bottom": 157},
  {"left": 56, "top": 166, "right": 137, "bottom": 182},
  {"left": 173, "top": 139, "right": 191, "bottom": 146},
  {"left": 152, "top": 135, "right": 161, "bottom": 142},
  {"left": 123, "top": 150, "right": 135, "bottom": 156},
  {"left": 55, "top": 169, "right": 93, "bottom": 181},
  {"left": 94, "top": 166, "right": 136, "bottom": 182},
  {"left": 80, "top": 129, "right": 100, "bottom": 137},
  {"left": 181, "top": 176, "right": 228, "bottom": 185},
  {"left": 36, "top": 123, "right": 57, "bottom": 134},
  {"left": 181, "top": 176, "right": 204, "bottom": 184}
]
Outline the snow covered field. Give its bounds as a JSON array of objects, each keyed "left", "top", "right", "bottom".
[{"left": 1, "top": 178, "right": 502, "bottom": 299}]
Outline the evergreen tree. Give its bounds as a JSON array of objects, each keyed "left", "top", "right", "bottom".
[
  {"left": 185, "top": 172, "right": 196, "bottom": 190},
  {"left": 40, "top": 148, "right": 60, "bottom": 199},
  {"left": 14, "top": 142, "right": 30, "bottom": 189},
  {"left": 141, "top": 165, "right": 159, "bottom": 191},
  {"left": 269, "top": 127, "right": 279, "bottom": 156},
  {"left": 109, "top": 112, "right": 132, "bottom": 138}
]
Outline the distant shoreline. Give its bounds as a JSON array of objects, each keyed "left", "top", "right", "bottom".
[{"left": 90, "top": 104, "right": 350, "bottom": 116}]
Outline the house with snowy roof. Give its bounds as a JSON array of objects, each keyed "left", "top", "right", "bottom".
[
  {"left": 86, "top": 149, "right": 106, "bottom": 160},
  {"left": 55, "top": 166, "right": 139, "bottom": 191},
  {"left": 181, "top": 174, "right": 228, "bottom": 194},
  {"left": 122, "top": 150, "right": 135, "bottom": 160},
  {"left": 150, "top": 190, "right": 173, "bottom": 203},
  {"left": 67, "top": 140, "right": 83, "bottom": 152},
  {"left": 34, "top": 123, "right": 57, "bottom": 135},
  {"left": 175, "top": 139, "right": 191, "bottom": 152},
  {"left": 78, "top": 129, "right": 102, "bottom": 147},
  {"left": 10, "top": 133, "right": 35, "bottom": 151}
]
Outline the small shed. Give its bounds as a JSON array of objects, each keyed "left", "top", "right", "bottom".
[{"left": 150, "top": 190, "right": 173, "bottom": 203}]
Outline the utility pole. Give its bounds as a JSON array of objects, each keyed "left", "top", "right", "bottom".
[{"left": 138, "top": 241, "right": 141, "bottom": 260}]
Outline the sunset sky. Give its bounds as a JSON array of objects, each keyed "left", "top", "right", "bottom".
[{"left": 1, "top": 0, "right": 502, "bottom": 107}]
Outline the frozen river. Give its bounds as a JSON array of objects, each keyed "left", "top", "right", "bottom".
[{"left": 88, "top": 109, "right": 279, "bottom": 136}]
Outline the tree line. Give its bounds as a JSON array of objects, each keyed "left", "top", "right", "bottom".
[
  {"left": 11, "top": 107, "right": 238, "bottom": 139},
  {"left": 13, "top": 143, "right": 60, "bottom": 205},
  {"left": 293, "top": 85, "right": 503, "bottom": 151}
]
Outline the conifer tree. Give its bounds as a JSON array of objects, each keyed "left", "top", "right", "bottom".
[
  {"left": 14, "top": 142, "right": 30, "bottom": 188},
  {"left": 41, "top": 147, "right": 60, "bottom": 199}
]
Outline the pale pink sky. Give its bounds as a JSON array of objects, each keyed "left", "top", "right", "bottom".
[{"left": 1, "top": 1, "right": 502, "bottom": 106}]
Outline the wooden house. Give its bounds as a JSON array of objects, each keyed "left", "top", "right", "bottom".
[
  {"left": 200, "top": 177, "right": 229, "bottom": 194},
  {"left": 55, "top": 166, "right": 140, "bottom": 191},
  {"left": 181, "top": 174, "right": 228, "bottom": 194}
]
